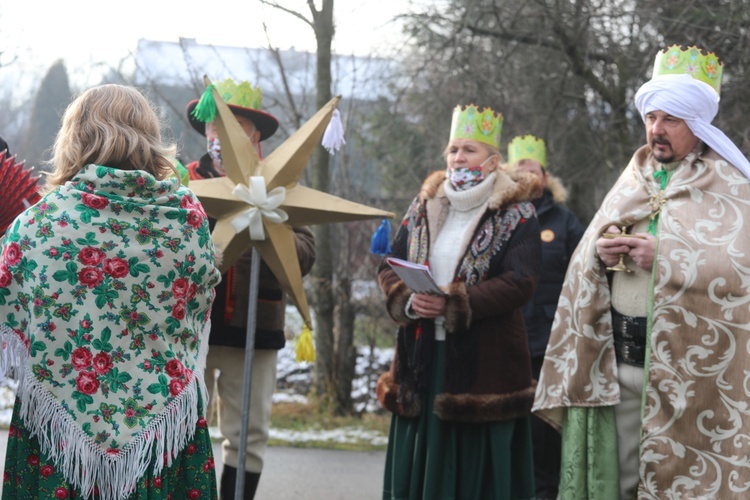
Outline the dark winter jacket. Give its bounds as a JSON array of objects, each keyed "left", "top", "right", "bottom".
[
  {"left": 187, "top": 155, "right": 316, "bottom": 350},
  {"left": 523, "top": 177, "right": 584, "bottom": 359},
  {"left": 376, "top": 167, "right": 542, "bottom": 423}
]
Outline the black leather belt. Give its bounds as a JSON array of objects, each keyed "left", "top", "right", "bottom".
[{"left": 612, "top": 309, "right": 647, "bottom": 367}]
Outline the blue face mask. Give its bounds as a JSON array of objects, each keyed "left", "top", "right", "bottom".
[{"left": 448, "top": 155, "right": 496, "bottom": 191}]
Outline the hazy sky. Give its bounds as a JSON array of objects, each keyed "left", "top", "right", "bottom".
[{"left": 0, "top": 0, "right": 410, "bottom": 88}]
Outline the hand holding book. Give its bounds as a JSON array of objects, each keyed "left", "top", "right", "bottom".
[{"left": 385, "top": 257, "right": 445, "bottom": 296}]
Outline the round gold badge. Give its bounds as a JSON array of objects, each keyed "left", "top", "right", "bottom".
[{"left": 541, "top": 229, "right": 555, "bottom": 242}]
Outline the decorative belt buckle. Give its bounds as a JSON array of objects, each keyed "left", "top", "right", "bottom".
[
  {"left": 620, "top": 343, "right": 644, "bottom": 366},
  {"left": 619, "top": 318, "right": 635, "bottom": 339},
  {"left": 622, "top": 318, "right": 633, "bottom": 337},
  {"left": 621, "top": 343, "right": 633, "bottom": 361}
]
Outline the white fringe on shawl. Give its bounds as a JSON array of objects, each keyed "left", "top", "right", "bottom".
[{"left": 0, "top": 322, "right": 212, "bottom": 500}]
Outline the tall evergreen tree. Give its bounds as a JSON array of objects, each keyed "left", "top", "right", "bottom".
[{"left": 22, "top": 59, "right": 71, "bottom": 172}]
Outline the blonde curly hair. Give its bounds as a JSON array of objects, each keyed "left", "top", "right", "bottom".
[{"left": 47, "top": 84, "right": 177, "bottom": 188}]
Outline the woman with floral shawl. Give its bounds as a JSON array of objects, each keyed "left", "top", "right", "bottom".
[{"left": 0, "top": 84, "right": 221, "bottom": 499}]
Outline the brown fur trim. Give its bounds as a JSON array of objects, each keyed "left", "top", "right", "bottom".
[
  {"left": 443, "top": 281, "right": 471, "bottom": 334},
  {"left": 490, "top": 164, "right": 542, "bottom": 210},
  {"left": 546, "top": 175, "right": 569, "bottom": 204},
  {"left": 433, "top": 382, "right": 537, "bottom": 423},
  {"left": 376, "top": 371, "right": 421, "bottom": 417},
  {"left": 385, "top": 280, "right": 413, "bottom": 325},
  {"left": 419, "top": 170, "right": 447, "bottom": 203}
]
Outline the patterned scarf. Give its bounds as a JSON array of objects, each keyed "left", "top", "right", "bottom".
[{"left": 0, "top": 165, "right": 221, "bottom": 499}]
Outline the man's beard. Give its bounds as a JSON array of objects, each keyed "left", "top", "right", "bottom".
[{"left": 651, "top": 137, "right": 675, "bottom": 163}]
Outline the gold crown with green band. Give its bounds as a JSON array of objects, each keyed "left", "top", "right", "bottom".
[
  {"left": 653, "top": 45, "right": 724, "bottom": 96},
  {"left": 449, "top": 104, "right": 503, "bottom": 149},
  {"left": 191, "top": 79, "right": 264, "bottom": 124},
  {"left": 508, "top": 135, "right": 546, "bottom": 168}
]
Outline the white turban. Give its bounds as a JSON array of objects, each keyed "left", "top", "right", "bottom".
[{"left": 634, "top": 74, "right": 750, "bottom": 179}]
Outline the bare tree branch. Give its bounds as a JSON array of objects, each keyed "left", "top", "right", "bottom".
[
  {"left": 259, "top": 0, "right": 314, "bottom": 28},
  {"left": 262, "top": 22, "right": 305, "bottom": 128}
]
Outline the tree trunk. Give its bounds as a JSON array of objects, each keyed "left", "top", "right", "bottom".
[
  {"left": 334, "top": 224, "right": 355, "bottom": 415},
  {"left": 310, "top": 0, "right": 337, "bottom": 405},
  {"left": 334, "top": 280, "right": 356, "bottom": 414}
]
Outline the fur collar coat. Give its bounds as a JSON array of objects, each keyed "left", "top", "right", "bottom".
[{"left": 377, "top": 166, "right": 542, "bottom": 422}]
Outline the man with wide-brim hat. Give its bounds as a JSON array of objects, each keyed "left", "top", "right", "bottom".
[
  {"left": 185, "top": 79, "right": 316, "bottom": 499},
  {"left": 186, "top": 79, "right": 279, "bottom": 179}
]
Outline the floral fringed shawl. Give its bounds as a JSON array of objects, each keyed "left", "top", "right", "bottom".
[{"left": 0, "top": 165, "right": 221, "bottom": 499}]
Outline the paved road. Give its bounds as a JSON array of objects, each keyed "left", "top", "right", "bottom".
[
  {"left": 0, "top": 428, "right": 386, "bottom": 499},
  {"left": 254, "top": 446, "right": 385, "bottom": 499}
]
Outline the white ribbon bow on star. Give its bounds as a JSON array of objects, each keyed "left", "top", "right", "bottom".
[{"left": 230, "top": 176, "right": 289, "bottom": 240}]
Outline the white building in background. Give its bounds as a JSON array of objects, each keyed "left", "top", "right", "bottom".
[
  {"left": 134, "top": 37, "right": 393, "bottom": 101},
  {"left": 132, "top": 37, "right": 395, "bottom": 164}
]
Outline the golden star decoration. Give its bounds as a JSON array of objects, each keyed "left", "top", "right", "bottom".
[{"left": 189, "top": 78, "right": 393, "bottom": 328}]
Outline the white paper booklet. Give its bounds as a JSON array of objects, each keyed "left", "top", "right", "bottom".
[{"left": 385, "top": 257, "right": 445, "bottom": 295}]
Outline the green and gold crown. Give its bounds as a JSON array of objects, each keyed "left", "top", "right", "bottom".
[
  {"left": 653, "top": 45, "right": 724, "bottom": 96},
  {"left": 214, "top": 79, "right": 263, "bottom": 109},
  {"left": 449, "top": 104, "right": 503, "bottom": 149},
  {"left": 508, "top": 135, "right": 546, "bottom": 168}
]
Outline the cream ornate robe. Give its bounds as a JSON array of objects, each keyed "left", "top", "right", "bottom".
[{"left": 533, "top": 145, "right": 750, "bottom": 498}]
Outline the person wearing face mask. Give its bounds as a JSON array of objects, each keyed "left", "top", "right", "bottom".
[
  {"left": 508, "top": 135, "right": 584, "bottom": 500},
  {"left": 377, "top": 104, "right": 542, "bottom": 499},
  {"left": 185, "top": 79, "right": 316, "bottom": 499}
]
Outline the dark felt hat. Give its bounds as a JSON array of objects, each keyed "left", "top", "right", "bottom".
[{"left": 186, "top": 79, "right": 279, "bottom": 141}]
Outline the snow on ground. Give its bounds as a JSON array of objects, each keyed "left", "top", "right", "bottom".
[
  {"left": 0, "top": 343, "right": 394, "bottom": 447},
  {"left": 274, "top": 341, "right": 393, "bottom": 414},
  {"left": 269, "top": 427, "right": 389, "bottom": 447}
]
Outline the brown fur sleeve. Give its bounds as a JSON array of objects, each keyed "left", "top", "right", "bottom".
[
  {"left": 381, "top": 278, "right": 413, "bottom": 325},
  {"left": 376, "top": 370, "right": 421, "bottom": 417},
  {"left": 443, "top": 281, "right": 472, "bottom": 334}
]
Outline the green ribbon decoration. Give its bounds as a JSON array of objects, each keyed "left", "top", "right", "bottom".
[
  {"left": 190, "top": 84, "right": 217, "bottom": 124},
  {"left": 647, "top": 169, "right": 672, "bottom": 235}
]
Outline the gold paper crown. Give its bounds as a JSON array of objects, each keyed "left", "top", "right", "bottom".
[
  {"left": 653, "top": 45, "right": 724, "bottom": 95},
  {"left": 508, "top": 135, "right": 546, "bottom": 168},
  {"left": 215, "top": 79, "right": 263, "bottom": 109},
  {"left": 449, "top": 104, "right": 503, "bottom": 149}
]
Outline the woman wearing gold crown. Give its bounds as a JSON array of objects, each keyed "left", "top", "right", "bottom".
[{"left": 376, "top": 104, "right": 542, "bottom": 499}]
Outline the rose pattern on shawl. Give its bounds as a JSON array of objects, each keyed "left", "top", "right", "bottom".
[
  {"left": 2, "top": 396, "right": 219, "bottom": 499},
  {"left": 0, "top": 165, "right": 220, "bottom": 456},
  {"left": 3, "top": 242, "right": 22, "bottom": 266},
  {"left": 78, "top": 246, "right": 106, "bottom": 266},
  {"left": 533, "top": 147, "right": 750, "bottom": 498},
  {"left": 102, "top": 257, "right": 129, "bottom": 278}
]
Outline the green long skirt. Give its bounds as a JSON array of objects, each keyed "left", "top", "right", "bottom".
[
  {"left": 2, "top": 396, "right": 217, "bottom": 499},
  {"left": 382, "top": 342, "right": 536, "bottom": 500}
]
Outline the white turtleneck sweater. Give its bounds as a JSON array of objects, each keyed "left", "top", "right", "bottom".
[{"left": 428, "top": 171, "right": 497, "bottom": 340}]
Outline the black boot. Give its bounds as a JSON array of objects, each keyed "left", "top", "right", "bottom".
[
  {"left": 244, "top": 471, "right": 260, "bottom": 499},
  {"left": 220, "top": 464, "right": 236, "bottom": 500},
  {"left": 220, "top": 465, "right": 261, "bottom": 500}
]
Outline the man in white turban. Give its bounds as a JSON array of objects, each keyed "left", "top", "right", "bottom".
[{"left": 532, "top": 45, "right": 750, "bottom": 499}]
